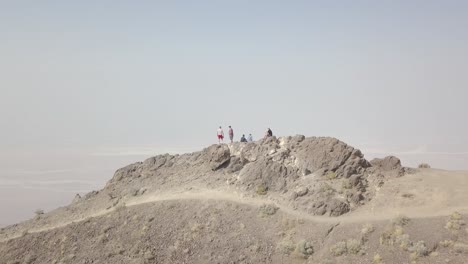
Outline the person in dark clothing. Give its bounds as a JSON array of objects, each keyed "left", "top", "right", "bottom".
[
  {"left": 267, "top": 128, "right": 273, "bottom": 137},
  {"left": 240, "top": 134, "right": 248, "bottom": 142}
]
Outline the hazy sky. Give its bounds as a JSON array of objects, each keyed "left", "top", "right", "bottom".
[
  {"left": 1, "top": 1, "right": 468, "bottom": 225},
  {"left": 0, "top": 1, "right": 468, "bottom": 221},
  {"left": 2, "top": 0, "right": 468, "bottom": 162}
]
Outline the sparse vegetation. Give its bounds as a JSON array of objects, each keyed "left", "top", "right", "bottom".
[
  {"left": 341, "top": 179, "right": 353, "bottom": 189},
  {"left": 256, "top": 185, "right": 267, "bottom": 195},
  {"left": 396, "top": 234, "right": 411, "bottom": 250},
  {"left": 373, "top": 253, "right": 383, "bottom": 264},
  {"left": 34, "top": 209, "right": 44, "bottom": 216},
  {"left": 325, "top": 171, "right": 337, "bottom": 180},
  {"left": 319, "top": 183, "right": 335, "bottom": 194},
  {"left": 391, "top": 215, "right": 411, "bottom": 226},
  {"left": 361, "top": 223, "right": 375, "bottom": 236},
  {"left": 190, "top": 223, "right": 203, "bottom": 233},
  {"left": 330, "top": 241, "right": 347, "bottom": 256},
  {"left": 379, "top": 219, "right": 412, "bottom": 250},
  {"left": 439, "top": 240, "right": 454, "bottom": 248},
  {"left": 34, "top": 209, "right": 44, "bottom": 220},
  {"left": 330, "top": 239, "right": 364, "bottom": 256},
  {"left": 281, "top": 218, "right": 300, "bottom": 231},
  {"left": 346, "top": 239, "right": 362, "bottom": 254},
  {"left": 2, "top": 135, "right": 467, "bottom": 264},
  {"left": 258, "top": 204, "right": 279, "bottom": 217},
  {"left": 278, "top": 239, "right": 295, "bottom": 254},
  {"left": 445, "top": 211, "right": 465, "bottom": 231},
  {"left": 408, "top": 241, "right": 429, "bottom": 259},
  {"left": 418, "top": 163, "right": 431, "bottom": 168},
  {"left": 295, "top": 240, "right": 314, "bottom": 257}
]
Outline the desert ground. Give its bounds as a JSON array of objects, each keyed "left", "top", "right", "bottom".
[{"left": 1, "top": 136, "right": 467, "bottom": 264}]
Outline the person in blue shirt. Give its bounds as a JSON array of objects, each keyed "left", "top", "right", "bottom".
[{"left": 240, "top": 134, "right": 248, "bottom": 142}]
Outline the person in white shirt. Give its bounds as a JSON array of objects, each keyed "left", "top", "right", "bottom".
[
  {"left": 248, "top": 134, "right": 253, "bottom": 142},
  {"left": 217, "top": 126, "right": 224, "bottom": 144}
]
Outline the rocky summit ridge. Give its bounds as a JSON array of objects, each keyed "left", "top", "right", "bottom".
[
  {"left": 1, "top": 135, "right": 433, "bottom": 264},
  {"left": 102, "top": 135, "right": 409, "bottom": 217}
]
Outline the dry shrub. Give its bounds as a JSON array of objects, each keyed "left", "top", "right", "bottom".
[
  {"left": 373, "top": 253, "right": 383, "bottom": 264},
  {"left": 325, "top": 171, "right": 337, "bottom": 180},
  {"left": 258, "top": 204, "right": 279, "bottom": 217},
  {"left": 445, "top": 211, "right": 465, "bottom": 231},
  {"left": 361, "top": 223, "right": 375, "bottom": 236},
  {"left": 396, "top": 234, "right": 411, "bottom": 250},
  {"left": 330, "top": 239, "right": 363, "bottom": 256},
  {"left": 330, "top": 241, "right": 347, "bottom": 256},
  {"left": 379, "top": 219, "right": 416, "bottom": 252},
  {"left": 346, "top": 239, "right": 362, "bottom": 254},
  {"left": 418, "top": 163, "right": 431, "bottom": 168},
  {"left": 391, "top": 215, "right": 411, "bottom": 226},
  {"left": 408, "top": 241, "right": 429, "bottom": 259},
  {"left": 341, "top": 179, "right": 353, "bottom": 189},
  {"left": 278, "top": 239, "right": 295, "bottom": 254},
  {"left": 295, "top": 240, "right": 314, "bottom": 257},
  {"left": 256, "top": 185, "right": 267, "bottom": 195},
  {"left": 439, "top": 240, "right": 454, "bottom": 248}
]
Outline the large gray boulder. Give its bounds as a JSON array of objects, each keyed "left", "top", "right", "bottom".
[
  {"left": 370, "top": 156, "right": 402, "bottom": 171},
  {"left": 204, "top": 144, "right": 231, "bottom": 171},
  {"left": 237, "top": 158, "right": 299, "bottom": 192},
  {"left": 282, "top": 137, "right": 370, "bottom": 178}
]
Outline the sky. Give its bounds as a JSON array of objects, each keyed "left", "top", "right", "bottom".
[{"left": 1, "top": 1, "right": 467, "bottom": 225}]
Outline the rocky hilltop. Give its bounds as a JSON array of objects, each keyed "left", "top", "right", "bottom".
[
  {"left": 106, "top": 136, "right": 407, "bottom": 217},
  {"left": 1, "top": 136, "right": 467, "bottom": 264}
]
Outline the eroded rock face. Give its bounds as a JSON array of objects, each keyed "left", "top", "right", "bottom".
[
  {"left": 238, "top": 158, "right": 298, "bottom": 192},
  {"left": 227, "top": 136, "right": 377, "bottom": 216}
]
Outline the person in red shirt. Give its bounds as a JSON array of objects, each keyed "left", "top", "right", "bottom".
[{"left": 217, "top": 126, "right": 224, "bottom": 144}]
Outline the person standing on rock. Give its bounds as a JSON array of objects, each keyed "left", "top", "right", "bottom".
[
  {"left": 217, "top": 126, "right": 224, "bottom": 144},
  {"left": 264, "top": 128, "right": 273, "bottom": 139},
  {"left": 228, "top": 126, "right": 234, "bottom": 143},
  {"left": 248, "top": 134, "right": 253, "bottom": 142}
]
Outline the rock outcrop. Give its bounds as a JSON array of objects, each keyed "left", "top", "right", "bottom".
[{"left": 99, "top": 136, "right": 410, "bottom": 217}]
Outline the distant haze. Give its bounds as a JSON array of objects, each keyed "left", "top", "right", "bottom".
[{"left": 1, "top": 1, "right": 467, "bottom": 226}]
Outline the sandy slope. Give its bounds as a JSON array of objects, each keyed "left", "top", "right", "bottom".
[
  {"left": 2, "top": 169, "right": 467, "bottom": 242},
  {"left": 351, "top": 169, "right": 468, "bottom": 219},
  {"left": 1, "top": 169, "right": 468, "bottom": 263}
]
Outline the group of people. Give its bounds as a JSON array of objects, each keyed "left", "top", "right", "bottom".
[{"left": 216, "top": 126, "right": 273, "bottom": 144}]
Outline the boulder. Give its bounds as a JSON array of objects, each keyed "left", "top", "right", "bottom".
[
  {"left": 237, "top": 158, "right": 298, "bottom": 192},
  {"left": 370, "top": 156, "right": 402, "bottom": 171},
  {"left": 204, "top": 144, "right": 231, "bottom": 171},
  {"left": 328, "top": 199, "right": 350, "bottom": 216}
]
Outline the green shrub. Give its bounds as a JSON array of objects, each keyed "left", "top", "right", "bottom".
[
  {"left": 325, "top": 171, "right": 337, "bottom": 180},
  {"left": 296, "top": 240, "right": 314, "bottom": 256},
  {"left": 256, "top": 185, "right": 267, "bottom": 195},
  {"left": 330, "top": 241, "right": 347, "bottom": 256}
]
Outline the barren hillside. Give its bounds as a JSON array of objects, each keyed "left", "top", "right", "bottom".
[{"left": 1, "top": 136, "right": 467, "bottom": 264}]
